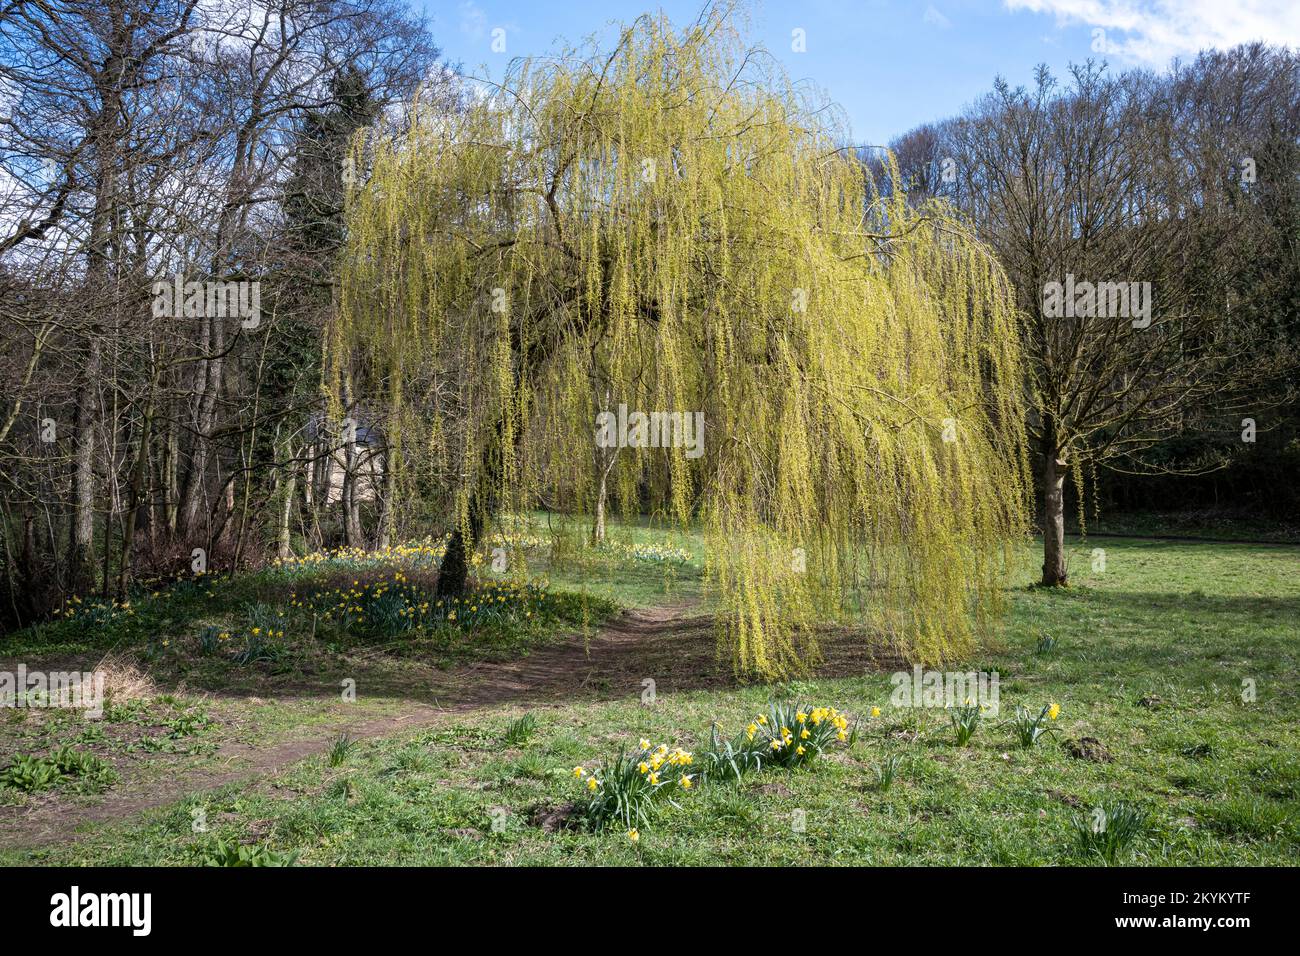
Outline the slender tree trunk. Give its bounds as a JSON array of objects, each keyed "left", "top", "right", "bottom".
[
  {"left": 591, "top": 385, "right": 615, "bottom": 544},
  {"left": 304, "top": 444, "right": 324, "bottom": 549},
  {"left": 592, "top": 444, "right": 618, "bottom": 544},
  {"left": 18, "top": 512, "right": 37, "bottom": 624},
  {"left": 178, "top": 322, "right": 222, "bottom": 539},
  {"left": 117, "top": 391, "right": 154, "bottom": 597},
  {"left": 593, "top": 471, "right": 608, "bottom": 544},
  {"left": 277, "top": 464, "right": 298, "bottom": 560},
  {"left": 341, "top": 432, "right": 361, "bottom": 547},
  {"left": 377, "top": 440, "right": 395, "bottom": 550},
  {"left": 163, "top": 413, "right": 179, "bottom": 535}
]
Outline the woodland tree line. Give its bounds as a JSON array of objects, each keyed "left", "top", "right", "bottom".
[
  {"left": 0, "top": 0, "right": 1296, "bottom": 633},
  {"left": 874, "top": 48, "right": 1299, "bottom": 580}
]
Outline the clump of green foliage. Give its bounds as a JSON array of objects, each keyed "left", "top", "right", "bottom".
[
  {"left": 201, "top": 838, "right": 299, "bottom": 867},
  {"left": 0, "top": 747, "right": 116, "bottom": 793}
]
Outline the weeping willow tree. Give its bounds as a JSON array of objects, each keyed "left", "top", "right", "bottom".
[{"left": 333, "top": 3, "right": 1030, "bottom": 678}]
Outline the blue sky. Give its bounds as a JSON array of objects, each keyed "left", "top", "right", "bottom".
[{"left": 417, "top": 0, "right": 1299, "bottom": 147}]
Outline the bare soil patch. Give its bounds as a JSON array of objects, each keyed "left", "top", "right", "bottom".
[{"left": 0, "top": 602, "right": 893, "bottom": 849}]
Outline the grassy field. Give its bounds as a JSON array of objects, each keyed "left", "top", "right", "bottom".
[{"left": 1, "top": 523, "right": 1297, "bottom": 865}]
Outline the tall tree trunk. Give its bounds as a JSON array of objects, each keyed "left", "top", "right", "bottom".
[
  {"left": 178, "top": 318, "right": 223, "bottom": 539},
  {"left": 1041, "top": 447, "right": 1068, "bottom": 586},
  {"left": 69, "top": 13, "right": 126, "bottom": 597},
  {"left": 277, "top": 464, "right": 298, "bottom": 560},
  {"left": 68, "top": 336, "right": 100, "bottom": 595}
]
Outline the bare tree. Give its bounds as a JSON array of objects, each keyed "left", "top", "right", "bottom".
[{"left": 884, "top": 50, "right": 1298, "bottom": 584}]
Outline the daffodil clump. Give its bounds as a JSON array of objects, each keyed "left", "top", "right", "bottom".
[
  {"left": 484, "top": 530, "right": 549, "bottom": 554},
  {"left": 574, "top": 739, "right": 695, "bottom": 831},
  {"left": 1009, "top": 702, "right": 1061, "bottom": 748},
  {"left": 296, "top": 575, "right": 550, "bottom": 638},
  {"left": 593, "top": 540, "right": 692, "bottom": 566},
  {"left": 740, "top": 703, "right": 855, "bottom": 770},
  {"left": 271, "top": 538, "right": 449, "bottom": 577},
  {"left": 271, "top": 530, "right": 691, "bottom": 585},
  {"left": 577, "top": 705, "right": 861, "bottom": 834},
  {"left": 54, "top": 595, "right": 136, "bottom": 627},
  {"left": 949, "top": 699, "right": 986, "bottom": 747}
]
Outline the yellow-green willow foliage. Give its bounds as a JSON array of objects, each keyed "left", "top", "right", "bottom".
[{"left": 334, "top": 5, "right": 1030, "bottom": 678}]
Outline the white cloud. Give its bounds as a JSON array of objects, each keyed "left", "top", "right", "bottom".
[
  {"left": 459, "top": 1, "right": 488, "bottom": 40},
  {"left": 1004, "top": 0, "right": 1300, "bottom": 64},
  {"left": 923, "top": 5, "right": 952, "bottom": 29}
]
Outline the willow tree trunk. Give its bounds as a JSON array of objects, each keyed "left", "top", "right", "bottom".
[
  {"left": 592, "top": 444, "right": 618, "bottom": 545},
  {"left": 1041, "top": 450, "right": 1068, "bottom": 586},
  {"left": 591, "top": 385, "right": 616, "bottom": 544},
  {"left": 593, "top": 468, "right": 608, "bottom": 544}
]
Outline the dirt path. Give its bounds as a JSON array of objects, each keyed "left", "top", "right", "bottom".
[{"left": 0, "top": 602, "right": 714, "bottom": 850}]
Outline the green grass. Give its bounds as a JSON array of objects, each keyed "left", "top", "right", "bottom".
[
  {"left": 2, "top": 530, "right": 1298, "bottom": 865},
  {"left": 1085, "top": 509, "right": 1300, "bottom": 544}
]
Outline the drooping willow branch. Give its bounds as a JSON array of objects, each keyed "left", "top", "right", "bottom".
[{"left": 333, "top": 5, "right": 1030, "bottom": 676}]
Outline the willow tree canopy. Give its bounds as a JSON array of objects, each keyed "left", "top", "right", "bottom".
[{"left": 334, "top": 5, "right": 1030, "bottom": 678}]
